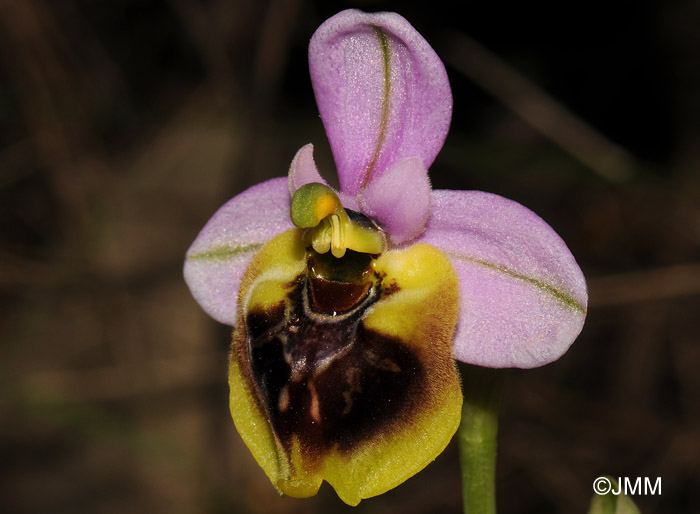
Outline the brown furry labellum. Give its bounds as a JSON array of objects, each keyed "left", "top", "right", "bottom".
[{"left": 228, "top": 227, "right": 462, "bottom": 505}]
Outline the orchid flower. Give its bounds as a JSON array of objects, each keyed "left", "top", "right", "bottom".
[{"left": 184, "top": 9, "right": 587, "bottom": 507}]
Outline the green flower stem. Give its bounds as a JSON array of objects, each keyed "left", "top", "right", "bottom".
[{"left": 458, "top": 363, "right": 506, "bottom": 514}]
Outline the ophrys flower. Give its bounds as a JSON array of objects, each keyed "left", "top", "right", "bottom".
[{"left": 184, "top": 9, "right": 586, "bottom": 506}]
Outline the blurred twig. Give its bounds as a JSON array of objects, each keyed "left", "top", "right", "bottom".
[
  {"left": 252, "top": 0, "right": 300, "bottom": 113},
  {"left": 23, "top": 352, "right": 227, "bottom": 402},
  {"left": 169, "top": 0, "right": 237, "bottom": 88},
  {"left": 0, "top": 0, "right": 112, "bottom": 235},
  {"left": 588, "top": 262, "right": 700, "bottom": 306},
  {"left": 441, "top": 32, "right": 637, "bottom": 183}
]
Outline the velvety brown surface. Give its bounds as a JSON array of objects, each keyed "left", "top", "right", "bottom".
[{"left": 246, "top": 283, "right": 424, "bottom": 458}]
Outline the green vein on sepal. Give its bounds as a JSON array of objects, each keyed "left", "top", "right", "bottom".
[
  {"left": 362, "top": 25, "right": 391, "bottom": 190},
  {"left": 447, "top": 252, "right": 586, "bottom": 314},
  {"left": 188, "top": 243, "right": 264, "bottom": 261}
]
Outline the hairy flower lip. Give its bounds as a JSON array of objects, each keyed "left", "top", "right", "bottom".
[{"left": 230, "top": 229, "right": 462, "bottom": 505}]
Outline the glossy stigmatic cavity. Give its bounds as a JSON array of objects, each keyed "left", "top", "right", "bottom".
[{"left": 229, "top": 227, "right": 462, "bottom": 505}]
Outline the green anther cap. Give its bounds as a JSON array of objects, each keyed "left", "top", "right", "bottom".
[{"left": 290, "top": 182, "right": 344, "bottom": 228}]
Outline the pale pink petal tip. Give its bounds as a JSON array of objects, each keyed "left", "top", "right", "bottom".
[
  {"left": 288, "top": 143, "right": 327, "bottom": 195},
  {"left": 358, "top": 157, "right": 431, "bottom": 244}
]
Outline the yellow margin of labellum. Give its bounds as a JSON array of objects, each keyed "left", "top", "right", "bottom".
[{"left": 228, "top": 228, "right": 462, "bottom": 506}]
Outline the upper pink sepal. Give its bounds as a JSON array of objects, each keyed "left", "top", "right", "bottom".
[
  {"left": 183, "top": 178, "right": 293, "bottom": 325},
  {"left": 309, "top": 9, "right": 452, "bottom": 196},
  {"left": 358, "top": 156, "right": 431, "bottom": 244},
  {"left": 417, "top": 190, "right": 588, "bottom": 368}
]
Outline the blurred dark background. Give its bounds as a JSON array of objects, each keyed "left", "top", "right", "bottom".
[{"left": 1, "top": 0, "right": 699, "bottom": 513}]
